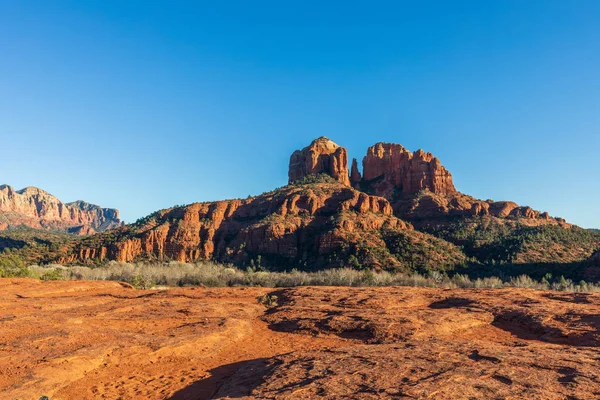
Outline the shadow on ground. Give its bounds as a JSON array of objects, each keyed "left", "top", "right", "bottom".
[{"left": 168, "top": 358, "right": 269, "bottom": 400}]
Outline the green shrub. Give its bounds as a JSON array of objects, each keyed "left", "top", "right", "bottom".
[
  {"left": 131, "top": 274, "right": 154, "bottom": 290},
  {"left": 291, "top": 173, "right": 338, "bottom": 186},
  {"left": 40, "top": 268, "right": 64, "bottom": 281},
  {"left": 0, "top": 254, "right": 31, "bottom": 278},
  {"left": 257, "top": 293, "right": 279, "bottom": 308}
]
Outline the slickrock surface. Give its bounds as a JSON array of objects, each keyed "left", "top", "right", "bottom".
[
  {"left": 2, "top": 280, "right": 600, "bottom": 399},
  {"left": 0, "top": 185, "right": 122, "bottom": 234},
  {"left": 288, "top": 137, "right": 350, "bottom": 186}
]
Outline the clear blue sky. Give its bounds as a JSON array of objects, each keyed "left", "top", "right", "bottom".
[{"left": 1, "top": 1, "right": 599, "bottom": 227}]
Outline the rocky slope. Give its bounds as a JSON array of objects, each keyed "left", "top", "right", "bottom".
[
  {"left": 290, "top": 138, "right": 564, "bottom": 226},
  {"left": 0, "top": 185, "right": 123, "bottom": 235},
  {"left": 61, "top": 177, "right": 466, "bottom": 270}
]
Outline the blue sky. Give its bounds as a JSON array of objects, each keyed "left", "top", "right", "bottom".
[{"left": 1, "top": 1, "right": 599, "bottom": 227}]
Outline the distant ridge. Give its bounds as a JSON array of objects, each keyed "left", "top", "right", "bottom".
[{"left": 0, "top": 184, "right": 123, "bottom": 235}]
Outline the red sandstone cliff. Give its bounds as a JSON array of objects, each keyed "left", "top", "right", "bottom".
[
  {"left": 62, "top": 182, "right": 423, "bottom": 269},
  {"left": 362, "top": 143, "right": 456, "bottom": 197},
  {"left": 0, "top": 185, "right": 123, "bottom": 234}
]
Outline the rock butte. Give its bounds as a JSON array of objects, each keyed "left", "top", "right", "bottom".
[
  {"left": 55, "top": 136, "right": 571, "bottom": 266},
  {"left": 0, "top": 184, "right": 122, "bottom": 234},
  {"left": 288, "top": 136, "right": 350, "bottom": 186},
  {"left": 362, "top": 142, "right": 456, "bottom": 196},
  {"left": 288, "top": 137, "right": 564, "bottom": 224}
]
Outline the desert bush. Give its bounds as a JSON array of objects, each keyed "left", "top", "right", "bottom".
[
  {"left": 509, "top": 274, "right": 547, "bottom": 290},
  {"left": 8, "top": 260, "right": 600, "bottom": 292},
  {"left": 257, "top": 293, "right": 279, "bottom": 308},
  {"left": 40, "top": 268, "right": 64, "bottom": 281},
  {"left": 0, "top": 254, "right": 31, "bottom": 278}
]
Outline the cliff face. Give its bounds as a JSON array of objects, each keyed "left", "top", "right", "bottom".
[
  {"left": 64, "top": 180, "right": 469, "bottom": 271},
  {"left": 288, "top": 137, "right": 350, "bottom": 186},
  {"left": 0, "top": 185, "right": 123, "bottom": 235},
  {"left": 362, "top": 143, "right": 456, "bottom": 197}
]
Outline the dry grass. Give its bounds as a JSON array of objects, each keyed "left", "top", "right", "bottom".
[{"left": 23, "top": 261, "right": 600, "bottom": 292}]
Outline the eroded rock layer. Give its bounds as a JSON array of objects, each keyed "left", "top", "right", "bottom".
[
  {"left": 286, "top": 139, "right": 560, "bottom": 226},
  {"left": 393, "top": 190, "right": 566, "bottom": 224},
  {"left": 62, "top": 182, "right": 427, "bottom": 269}
]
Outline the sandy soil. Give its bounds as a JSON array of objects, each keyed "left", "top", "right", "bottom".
[{"left": 1, "top": 279, "right": 600, "bottom": 399}]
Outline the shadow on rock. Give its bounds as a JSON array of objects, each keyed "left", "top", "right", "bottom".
[
  {"left": 491, "top": 310, "right": 600, "bottom": 346},
  {"left": 428, "top": 297, "right": 476, "bottom": 309},
  {"left": 168, "top": 358, "right": 269, "bottom": 400}
]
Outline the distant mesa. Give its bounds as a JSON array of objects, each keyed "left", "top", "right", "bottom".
[{"left": 0, "top": 184, "right": 123, "bottom": 235}]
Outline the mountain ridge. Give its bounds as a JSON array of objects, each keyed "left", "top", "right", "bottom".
[
  {"left": 0, "top": 184, "right": 123, "bottom": 235},
  {"left": 47, "top": 137, "right": 598, "bottom": 275},
  {"left": 2, "top": 137, "right": 598, "bottom": 279}
]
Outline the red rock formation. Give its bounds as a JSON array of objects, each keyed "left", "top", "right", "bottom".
[
  {"left": 45, "top": 137, "right": 576, "bottom": 270},
  {"left": 288, "top": 137, "right": 350, "bottom": 186},
  {"left": 393, "top": 190, "right": 568, "bottom": 226},
  {"left": 62, "top": 182, "right": 410, "bottom": 268},
  {"left": 0, "top": 185, "right": 123, "bottom": 234},
  {"left": 362, "top": 143, "right": 456, "bottom": 197},
  {"left": 350, "top": 158, "right": 361, "bottom": 188}
]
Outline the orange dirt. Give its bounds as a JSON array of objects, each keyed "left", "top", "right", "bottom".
[{"left": 1, "top": 280, "right": 600, "bottom": 399}]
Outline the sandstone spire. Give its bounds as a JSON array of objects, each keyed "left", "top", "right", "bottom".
[
  {"left": 350, "top": 158, "right": 361, "bottom": 188},
  {"left": 288, "top": 137, "right": 350, "bottom": 186}
]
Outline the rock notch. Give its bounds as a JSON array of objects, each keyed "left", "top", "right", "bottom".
[{"left": 288, "top": 137, "right": 350, "bottom": 186}]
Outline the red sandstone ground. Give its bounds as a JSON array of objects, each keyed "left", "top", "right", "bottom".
[{"left": 1, "top": 280, "right": 600, "bottom": 399}]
